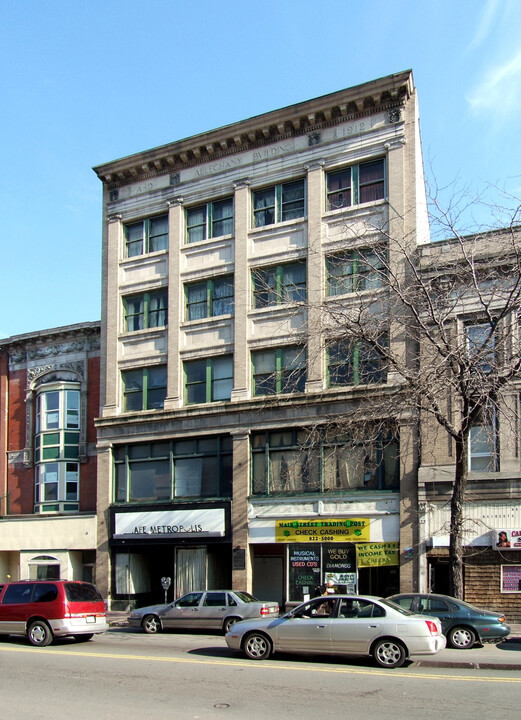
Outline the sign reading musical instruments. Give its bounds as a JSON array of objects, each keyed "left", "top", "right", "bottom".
[{"left": 275, "top": 518, "right": 370, "bottom": 543}]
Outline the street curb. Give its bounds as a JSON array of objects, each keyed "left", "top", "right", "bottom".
[{"left": 413, "top": 659, "right": 521, "bottom": 670}]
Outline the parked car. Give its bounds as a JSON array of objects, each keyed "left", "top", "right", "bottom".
[
  {"left": 0, "top": 580, "right": 108, "bottom": 647},
  {"left": 128, "top": 590, "right": 279, "bottom": 634},
  {"left": 387, "top": 593, "right": 510, "bottom": 649},
  {"left": 225, "top": 594, "right": 446, "bottom": 668}
]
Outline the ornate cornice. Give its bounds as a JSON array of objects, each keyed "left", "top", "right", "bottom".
[{"left": 93, "top": 71, "right": 413, "bottom": 189}]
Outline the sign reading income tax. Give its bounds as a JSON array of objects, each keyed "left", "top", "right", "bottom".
[
  {"left": 275, "top": 518, "right": 370, "bottom": 543},
  {"left": 356, "top": 542, "right": 399, "bottom": 568}
]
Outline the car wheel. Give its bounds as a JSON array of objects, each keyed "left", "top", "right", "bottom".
[
  {"left": 448, "top": 626, "right": 476, "bottom": 649},
  {"left": 73, "top": 634, "right": 94, "bottom": 642},
  {"left": 223, "top": 616, "right": 240, "bottom": 633},
  {"left": 373, "top": 639, "right": 407, "bottom": 668},
  {"left": 142, "top": 615, "right": 162, "bottom": 634},
  {"left": 243, "top": 632, "right": 272, "bottom": 660},
  {"left": 27, "top": 620, "right": 53, "bottom": 647}
]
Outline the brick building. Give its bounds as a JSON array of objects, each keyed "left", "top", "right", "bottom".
[{"left": 0, "top": 322, "right": 101, "bottom": 582}]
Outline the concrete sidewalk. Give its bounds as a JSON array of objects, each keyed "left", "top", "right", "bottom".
[{"left": 106, "top": 612, "right": 521, "bottom": 670}]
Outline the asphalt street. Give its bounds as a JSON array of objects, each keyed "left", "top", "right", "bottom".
[{"left": 106, "top": 612, "right": 521, "bottom": 670}]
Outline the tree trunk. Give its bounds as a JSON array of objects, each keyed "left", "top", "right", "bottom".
[{"left": 449, "top": 432, "right": 469, "bottom": 599}]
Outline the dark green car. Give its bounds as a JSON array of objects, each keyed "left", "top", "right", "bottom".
[{"left": 388, "top": 593, "right": 510, "bottom": 649}]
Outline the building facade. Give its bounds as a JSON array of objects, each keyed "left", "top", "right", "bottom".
[
  {"left": 93, "top": 71, "right": 429, "bottom": 609},
  {"left": 417, "top": 229, "right": 521, "bottom": 621},
  {"left": 0, "top": 323, "right": 101, "bottom": 583}
]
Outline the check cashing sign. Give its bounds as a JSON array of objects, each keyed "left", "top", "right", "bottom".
[{"left": 275, "top": 518, "right": 370, "bottom": 543}]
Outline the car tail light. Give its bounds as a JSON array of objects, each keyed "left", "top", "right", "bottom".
[
  {"left": 498, "top": 616, "right": 506, "bottom": 623},
  {"left": 425, "top": 620, "right": 439, "bottom": 635},
  {"left": 261, "top": 607, "right": 270, "bottom": 616}
]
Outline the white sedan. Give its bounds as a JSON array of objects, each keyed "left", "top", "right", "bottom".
[{"left": 226, "top": 595, "right": 446, "bottom": 668}]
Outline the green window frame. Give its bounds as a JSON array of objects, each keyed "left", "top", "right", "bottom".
[
  {"left": 253, "top": 180, "right": 305, "bottom": 228},
  {"left": 186, "top": 198, "right": 234, "bottom": 243},
  {"left": 252, "top": 346, "right": 306, "bottom": 396},
  {"left": 252, "top": 262, "right": 307, "bottom": 308},
  {"left": 327, "top": 338, "right": 387, "bottom": 387},
  {"left": 326, "top": 249, "right": 386, "bottom": 296},
  {"left": 122, "top": 366, "right": 167, "bottom": 411},
  {"left": 124, "top": 215, "right": 168, "bottom": 257},
  {"left": 184, "top": 356, "right": 233, "bottom": 404},
  {"left": 113, "top": 436, "right": 233, "bottom": 503},
  {"left": 185, "top": 276, "right": 234, "bottom": 321},
  {"left": 124, "top": 289, "right": 168, "bottom": 332},
  {"left": 251, "top": 429, "right": 399, "bottom": 495},
  {"left": 326, "top": 159, "right": 385, "bottom": 210}
]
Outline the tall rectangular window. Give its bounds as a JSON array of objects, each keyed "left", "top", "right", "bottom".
[
  {"left": 327, "top": 338, "right": 387, "bottom": 387},
  {"left": 186, "top": 198, "right": 233, "bottom": 243},
  {"left": 185, "top": 276, "right": 234, "bottom": 321},
  {"left": 122, "top": 366, "right": 167, "bottom": 411},
  {"left": 253, "top": 180, "right": 305, "bottom": 228},
  {"left": 184, "top": 356, "right": 233, "bottom": 404},
  {"left": 252, "top": 346, "right": 306, "bottom": 396},
  {"left": 469, "top": 405, "right": 497, "bottom": 472},
  {"left": 125, "top": 215, "right": 168, "bottom": 257},
  {"left": 466, "top": 323, "right": 495, "bottom": 373},
  {"left": 327, "top": 159, "right": 385, "bottom": 210},
  {"left": 124, "top": 289, "right": 168, "bottom": 332},
  {"left": 326, "top": 249, "right": 386, "bottom": 296},
  {"left": 252, "top": 262, "right": 306, "bottom": 308}
]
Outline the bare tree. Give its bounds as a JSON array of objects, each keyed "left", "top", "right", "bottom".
[{"left": 314, "top": 199, "right": 521, "bottom": 598}]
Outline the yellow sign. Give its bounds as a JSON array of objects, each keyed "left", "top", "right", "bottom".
[
  {"left": 356, "top": 542, "right": 399, "bottom": 567},
  {"left": 275, "top": 518, "right": 370, "bottom": 543}
]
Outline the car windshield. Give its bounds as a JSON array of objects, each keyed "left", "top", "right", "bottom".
[
  {"left": 380, "top": 598, "right": 415, "bottom": 616},
  {"left": 232, "top": 592, "right": 258, "bottom": 603}
]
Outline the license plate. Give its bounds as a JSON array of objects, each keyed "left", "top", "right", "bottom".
[{"left": 86, "top": 616, "right": 96, "bottom": 623}]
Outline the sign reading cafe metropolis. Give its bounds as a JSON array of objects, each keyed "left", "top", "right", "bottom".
[{"left": 114, "top": 508, "right": 226, "bottom": 539}]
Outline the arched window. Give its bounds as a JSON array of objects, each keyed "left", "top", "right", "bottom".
[{"left": 28, "top": 555, "right": 60, "bottom": 580}]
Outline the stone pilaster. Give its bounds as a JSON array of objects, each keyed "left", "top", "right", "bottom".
[
  {"left": 231, "top": 431, "right": 252, "bottom": 592},
  {"left": 164, "top": 198, "right": 183, "bottom": 409},
  {"left": 305, "top": 160, "right": 325, "bottom": 393},
  {"left": 102, "top": 214, "right": 122, "bottom": 417},
  {"left": 230, "top": 180, "right": 250, "bottom": 402}
]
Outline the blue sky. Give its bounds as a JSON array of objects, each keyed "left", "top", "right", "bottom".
[{"left": 1, "top": 0, "right": 520, "bottom": 338}]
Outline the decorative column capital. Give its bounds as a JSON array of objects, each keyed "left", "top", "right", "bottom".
[
  {"left": 166, "top": 196, "right": 184, "bottom": 208},
  {"left": 304, "top": 159, "right": 326, "bottom": 172}
]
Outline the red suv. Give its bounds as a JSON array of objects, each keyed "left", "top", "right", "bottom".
[{"left": 0, "top": 580, "right": 108, "bottom": 646}]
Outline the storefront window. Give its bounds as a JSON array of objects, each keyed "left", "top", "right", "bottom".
[
  {"left": 113, "top": 437, "right": 232, "bottom": 503},
  {"left": 288, "top": 544, "right": 357, "bottom": 603},
  {"left": 251, "top": 429, "right": 398, "bottom": 496}
]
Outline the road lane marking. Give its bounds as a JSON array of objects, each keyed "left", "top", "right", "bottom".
[{"left": 1, "top": 645, "right": 520, "bottom": 683}]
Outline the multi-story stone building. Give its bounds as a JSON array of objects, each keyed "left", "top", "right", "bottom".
[
  {"left": 0, "top": 322, "right": 101, "bottom": 582},
  {"left": 93, "top": 70, "right": 429, "bottom": 609}
]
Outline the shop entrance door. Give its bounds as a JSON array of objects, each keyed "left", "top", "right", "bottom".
[
  {"left": 175, "top": 547, "right": 206, "bottom": 598},
  {"left": 253, "top": 556, "right": 284, "bottom": 607}
]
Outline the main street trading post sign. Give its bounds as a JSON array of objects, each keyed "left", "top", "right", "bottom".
[{"left": 275, "top": 518, "right": 370, "bottom": 543}]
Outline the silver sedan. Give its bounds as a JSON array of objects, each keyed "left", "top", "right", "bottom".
[
  {"left": 225, "top": 595, "right": 446, "bottom": 668},
  {"left": 128, "top": 590, "right": 279, "bottom": 634}
]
